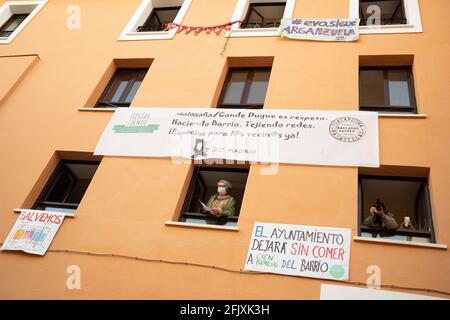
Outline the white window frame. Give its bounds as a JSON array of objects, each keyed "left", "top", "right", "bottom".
[
  {"left": 118, "top": 0, "right": 192, "bottom": 41},
  {"left": 0, "top": 0, "right": 47, "bottom": 44},
  {"left": 349, "top": 0, "right": 423, "bottom": 34},
  {"left": 226, "top": 0, "right": 296, "bottom": 38}
]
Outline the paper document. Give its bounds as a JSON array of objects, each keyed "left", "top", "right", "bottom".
[{"left": 199, "top": 200, "right": 213, "bottom": 213}]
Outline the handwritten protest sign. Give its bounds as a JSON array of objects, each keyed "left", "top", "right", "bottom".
[
  {"left": 244, "top": 222, "right": 352, "bottom": 281},
  {"left": 1, "top": 209, "right": 67, "bottom": 255},
  {"left": 280, "top": 18, "right": 359, "bottom": 41}
]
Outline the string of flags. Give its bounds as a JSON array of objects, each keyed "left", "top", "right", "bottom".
[{"left": 164, "top": 20, "right": 244, "bottom": 34}]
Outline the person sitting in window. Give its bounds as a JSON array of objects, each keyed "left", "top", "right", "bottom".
[
  {"left": 202, "top": 180, "right": 236, "bottom": 217},
  {"left": 364, "top": 199, "right": 398, "bottom": 230}
]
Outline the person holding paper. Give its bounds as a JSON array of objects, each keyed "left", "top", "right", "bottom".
[{"left": 201, "top": 180, "right": 236, "bottom": 217}]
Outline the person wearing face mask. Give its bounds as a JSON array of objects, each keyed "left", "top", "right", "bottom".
[{"left": 203, "top": 180, "right": 236, "bottom": 217}]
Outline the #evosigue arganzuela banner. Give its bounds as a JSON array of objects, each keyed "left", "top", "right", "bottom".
[
  {"left": 280, "top": 18, "right": 360, "bottom": 42},
  {"left": 244, "top": 222, "right": 352, "bottom": 281},
  {"left": 94, "top": 108, "right": 379, "bottom": 168}
]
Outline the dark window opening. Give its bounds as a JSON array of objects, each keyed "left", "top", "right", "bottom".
[
  {"left": 0, "top": 14, "right": 29, "bottom": 37},
  {"left": 359, "top": 66, "right": 416, "bottom": 113},
  {"left": 180, "top": 166, "right": 249, "bottom": 227},
  {"left": 137, "top": 6, "right": 181, "bottom": 32},
  {"left": 34, "top": 160, "right": 100, "bottom": 214},
  {"left": 218, "top": 68, "right": 271, "bottom": 109},
  {"left": 359, "top": 0, "right": 407, "bottom": 26},
  {"left": 358, "top": 175, "right": 435, "bottom": 243},
  {"left": 241, "top": 2, "right": 286, "bottom": 29},
  {"left": 96, "top": 68, "right": 148, "bottom": 108}
]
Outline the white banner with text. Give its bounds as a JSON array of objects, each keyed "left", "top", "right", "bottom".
[
  {"left": 280, "top": 18, "right": 360, "bottom": 41},
  {"left": 94, "top": 108, "right": 379, "bottom": 167}
]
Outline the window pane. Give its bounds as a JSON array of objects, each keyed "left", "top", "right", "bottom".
[
  {"left": 111, "top": 81, "right": 129, "bottom": 103},
  {"left": 45, "top": 168, "right": 73, "bottom": 202},
  {"left": 388, "top": 70, "right": 411, "bottom": 107},
  {"left": 43, "top": 163, "right": 99, "bottom": 206},
  {"left": 360, "top": 0, "right": 404, "bottom": 19},
  {"left": 1, "top": 14, "right": 28, "bottom": 32},
  {"left": 222, "top": 71, "right": 248, "bottom": 105},
  {"left": 246, "top": 71, "right": 270, "bottom": 104},
  {"left": 64, "top": 163, "right": 98, "bottom": 204},
  {"left": 360, "top": 0, "right": 406, "bottom": 25},
  {"left": 247, "top": 4, "right": 286, "bottom": 23},
  {"left": 103, "top": 71, "right": 135, "bottom": 104},
  {"left": 140, "top": 7, "right": 181, "bottom": 31},
  {"left": 155, "top": 8, "right": 180, "bottom": 24},
  {"left": 124, "top": 80, "right": 142, "bottom": 104},
  {"left": 360, "top": 70, "right": 386, "bottom": 106},
  {"left": 360, "top": 178, "right": 432, "bottom": 234}
]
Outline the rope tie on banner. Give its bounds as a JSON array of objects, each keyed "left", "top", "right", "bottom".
[{"left": 1, "top": 244, "right": 449, "bottom": 297}]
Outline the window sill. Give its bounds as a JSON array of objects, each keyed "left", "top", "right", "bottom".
[
  {"left": 0, "top": 36, "right": 12, "bottom": 44},
  {"left": 226, "top": 28, "right": 280, "bottom": 38},
  {"left": 165, "top": 221, "right": 239, "bottom": 231},
  {"left": 378, "top": 113, "right": 427, "bottom": 118},
  {"left": 353, "top": 236, "right": 447, "bottom": 250},
  {"left": 78, "top": 107, "right": 117, "bottom": 112},
  {"left": 359, "top": 24, "right": 422, "bottom": 34},
  {"left": 118, "top": 30, "right": 176, "bottom": 41}
]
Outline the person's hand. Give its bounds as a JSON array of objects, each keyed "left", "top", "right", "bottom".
[
  {"left": 211, "top": 208, "right": 221, "bottom": 216},
  {"left": 369, "top": 207, "right": 376, "bottom": 216}
]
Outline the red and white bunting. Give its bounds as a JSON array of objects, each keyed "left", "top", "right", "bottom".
[{"left": 165, "top": 20, "right": 243, "bottom": 35}]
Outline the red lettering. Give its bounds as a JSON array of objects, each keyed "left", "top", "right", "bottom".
[{"left": 312, "top": 246, "right": 344, "bottom": 261}]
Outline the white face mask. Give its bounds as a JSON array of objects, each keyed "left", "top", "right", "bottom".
[{"left": 217, "top": 187, "right": 227, "bottom": 195}]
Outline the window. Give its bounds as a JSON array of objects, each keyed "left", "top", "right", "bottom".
[
  {"left": 0, "top": 14, "right": 28, "bottom": 37},
  {"left": 241, "top": 2, "right": 286, "bottom": 29},
  {"left": 137, "top": 6, "right": 181, "bottom": 32},
  {"left": 180, "top": 166, "right": 249, "bottom": 227},
  {"left": 359, "top": 0, "right": 406, "bottom": 26},
  {"left": 118, "top": 0, "right": 192, "bottom": 41},
  {"left": 0, "top": 1, "right": 48, "bottom": 44},
  {"left": 349, "top": 0, "right": 423, "bottom": 34},
  {"left": 359, "top": 67, "right": 416, "bottom": 113},
  {"left": 228, "top": 0, "right": 295, "bottom": 37},
  {"left": 34, "top": 160, "right": 100, "bottom": 214},
  {"left": 219, "top": 68, "right": 271, "bottom": 109},
  {"left": 96, "top": 68, "right": 148, "bottom": 108},
  {"left": 358, "top": 174, "right": 435, "bottom": 243}
]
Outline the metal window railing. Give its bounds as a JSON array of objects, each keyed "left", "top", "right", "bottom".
[
  {"left": 240, "top": 21, "right": 281, "bottom": 29},
  {"left": 0, "top": 30, "right": 13, "bottom": 37},
  {"left": 359, "top": 17, "right": 407, "bottom": 26},
  {"left": 136, "top": 25, "right": 166, "bottom": 32}
]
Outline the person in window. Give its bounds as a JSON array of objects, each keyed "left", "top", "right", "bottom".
[
  {"left": 364, "top": 199, "right": 398, "bottom": 230},
  {"left": 203, "top": 180, "right": 236, "bottom": 217},
  {"left": 400, "top": 216, "right": 415, "bottom": 230}
]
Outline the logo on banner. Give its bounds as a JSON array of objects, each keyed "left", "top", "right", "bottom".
[
  {"left": 191, "top": 138, "right": 209, "bottom": 159},
  {"left": 113, "top": 112, "right": 160, "bottom": 133},
  {"left": 329, "top": 117, "right": 366, "bottom": 143}
]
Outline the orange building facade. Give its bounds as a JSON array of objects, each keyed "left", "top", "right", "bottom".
[{"left": 0, "top": 0, "right": 449, "bottom": 299}]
